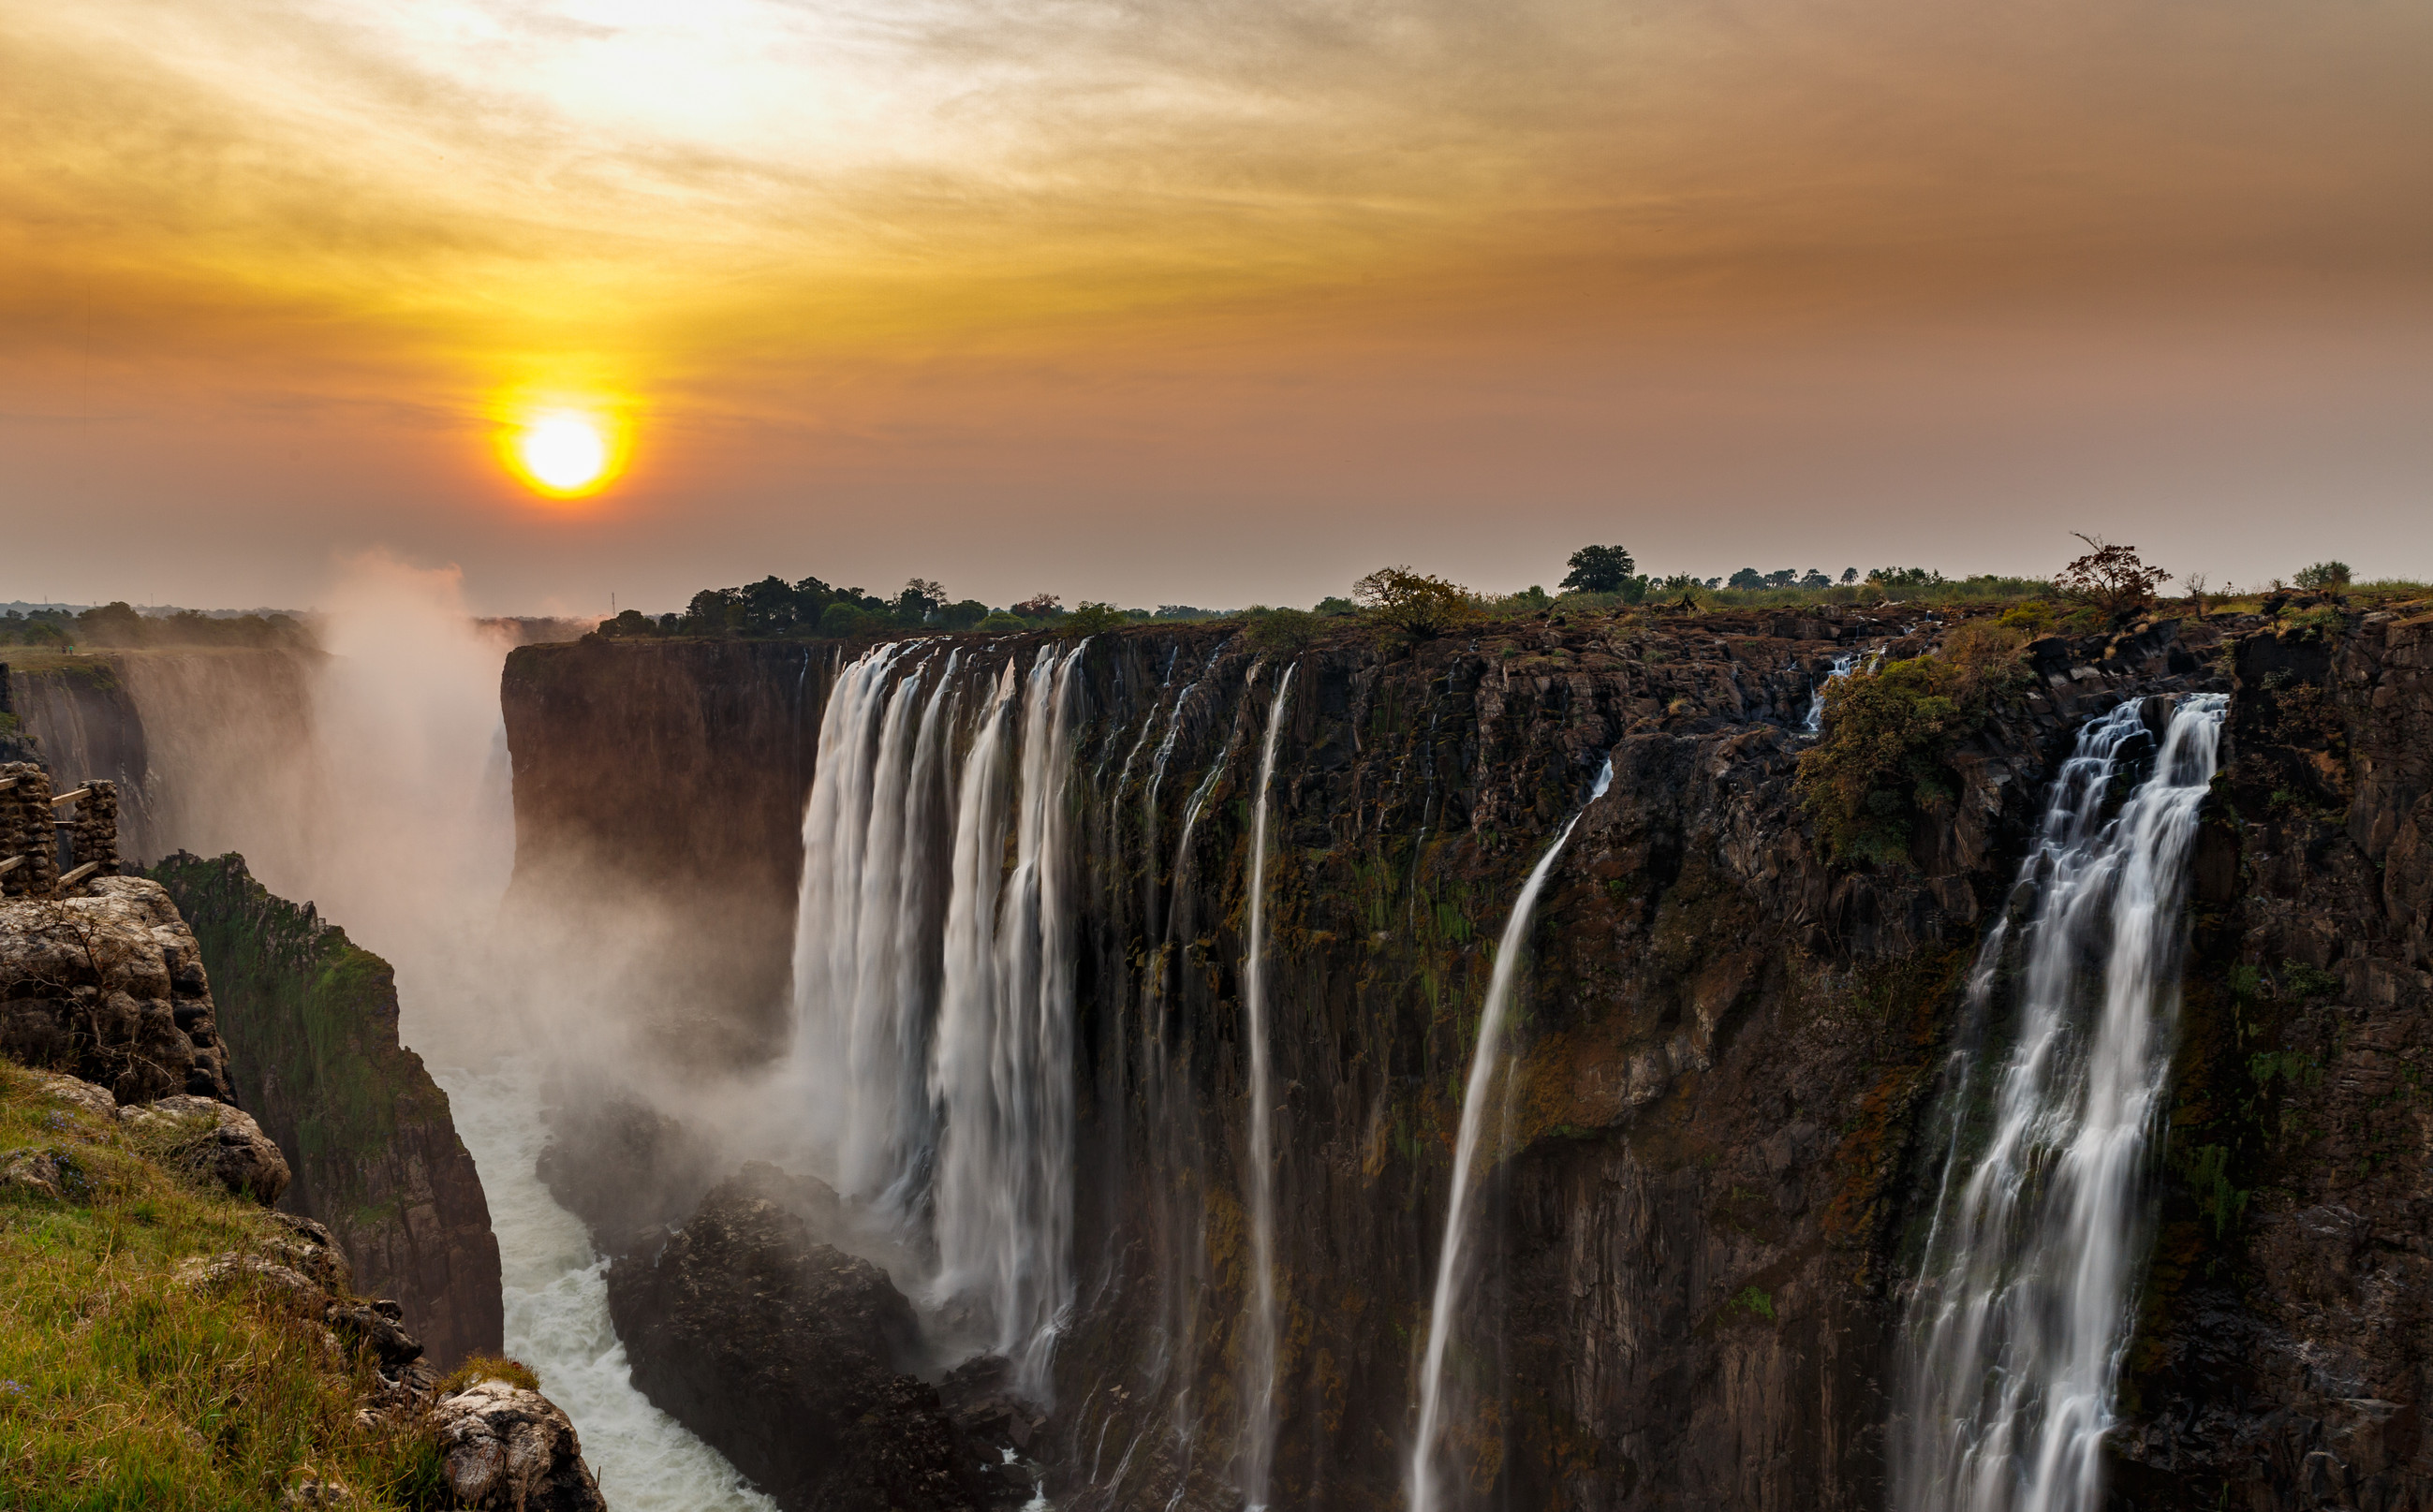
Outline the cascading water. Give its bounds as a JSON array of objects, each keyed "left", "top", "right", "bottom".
[
  {"left": 792, "top": 641, "right": 1088, "bottom": 1399},
  {"left": 1892, "top": 692, "right": 2226, "bottom": 1512},
  {"left": 1408, "top": 756, "right": 1615, "bottom": 1512},
  {"left": 1237, "top": 663, "right": 1296, "bottom": 1511},
  {"left": 1801, "top": 652, "right": 1857, "bottom": 735}
]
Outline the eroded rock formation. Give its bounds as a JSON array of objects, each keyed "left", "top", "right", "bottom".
[
  {"left": 151, "top": 851, "right": 504, "bottom": 1370},
  {"left": 0, "top": 875, "right": 232, "bottom": 1102},
  {"left": 605, "top": 1162, "right": 1010, "bottom": 1511}
]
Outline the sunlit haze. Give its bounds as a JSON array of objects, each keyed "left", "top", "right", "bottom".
[{"left": 3, "top": 0, "right": 2428, "bottom": 609}]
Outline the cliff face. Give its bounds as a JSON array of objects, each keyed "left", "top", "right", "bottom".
[
  {"left": 500, "top": 638, "right": 832, "bottom": 1063},
  {"left": 2109, "top": 605, "right": 2433, "bottom": 1510},
  {"left": 503, "top": 606, "right": 2420, "bottom": 1511},
  {"left": 150, "top": 850, "right": 505, "bottom": 1371},
  {"left": 3, "top": 647, "right": 322, "bottom": 864}
]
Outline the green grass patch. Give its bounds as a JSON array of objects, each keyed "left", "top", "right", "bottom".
[{"left": 0, "top": 1058, "right": 450, "bottom": 1509}]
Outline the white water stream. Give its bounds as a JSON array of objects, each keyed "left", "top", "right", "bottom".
[
  {"left": 1238, "top": 663, "right": 1296, "bottom": 1510},
  {"left": 792, "top": 642, "right": 1088, "bottom": 1398},
  {"left": 1893, "top": 693, "right": 2226, "bottom": 1512},
  {"left": 1408, "top": 756, "right": 1613, "bottom": 1512}
]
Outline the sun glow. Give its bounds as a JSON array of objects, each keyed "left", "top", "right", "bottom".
[{"left": 500, "top": 407, "right": 626, "bottom": 500}]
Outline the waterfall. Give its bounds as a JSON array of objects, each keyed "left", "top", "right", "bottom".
[
  {"left": 788, "top": 640, "right": 1088, "bottom": 1399},
  {"left": 1408, "top": 756, "right": 1614, "bottom": 1512},
  {"left": 1801, "top": 652, "right": 1857, "bottom": 735},
  {"left": 1893, "top": 693, "right": 2227, "bottom": 1512},
  {"left": 1238, "top": 663, "right": 1296, "bottom": 1510},
  {"left": 923, "top": 645, "right": 1087, "bottom": 1393}
]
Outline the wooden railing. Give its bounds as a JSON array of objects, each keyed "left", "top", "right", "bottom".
[{"left": 0, "top": 761, "right": 120, "bottom": 898}]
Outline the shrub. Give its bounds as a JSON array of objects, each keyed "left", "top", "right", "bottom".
[
  {"left": 938, "top": 599, "right": 989, "bottom": 630},
  {"left": 2293, "top": 561, "right": 2352, "bottom": 590},
  {"left": 1351, "top": 566, "right": 1473, "bottom": 640},
  {"left": 973, "top": 611, "right": 1027, "bottom": 633},
  {"left": 1245, "top": 607, "right": 1323, "bottom": 653},
  {"left": 1795, "top": 628, "right": 2028, "bottom": 866},
  {"left": 2056, "top": 535, "right": 2170, "bottom": 624}
]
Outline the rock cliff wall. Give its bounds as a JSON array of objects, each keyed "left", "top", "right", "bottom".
[
  {"left": 151, "top": 850, "right": 505, "bottom": 1371},
  {"left": 503, "top": 603, "right": 2422, "bottom": 1511},
  {"left": 500, "top": 638, "right": 833, "bottom": 1063}
]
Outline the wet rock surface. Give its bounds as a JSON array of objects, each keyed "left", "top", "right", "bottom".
[
  {"left": 538, "top": 1089, "right": 721, "bottom": 1256},
  {"left": 606, "top": 1162, "right": 997, "bottom": 1511},
  {"left": 0, "top": 875, "right": 233, "bottom": 1102}
]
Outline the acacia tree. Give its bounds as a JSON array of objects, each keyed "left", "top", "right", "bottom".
[
  {"left": 1352, "top": 566, "right": 1472, "bottom": 639},
  {"left": 2057, "top": 534, "right": 2171, "bottom": 624},
  {"left": 1559, "top": 545, "right": 1636, "bottom": 594}
]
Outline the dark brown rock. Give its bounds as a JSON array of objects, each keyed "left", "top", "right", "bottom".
[
  {"left": 606, "top": 1163, "right": 987, "bottom": 1511},
  {"left": 0, "top": 877, "right": 234, "bottom": 1103}
]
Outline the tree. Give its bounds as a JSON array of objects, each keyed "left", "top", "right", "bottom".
[
  {"left": 1559, "top": 545, "right": 1636, "bottom": 594},
  {"left": 895, "top": 579, "right": 949, "bottom": 623},
  {"left": 2293, "top": 561, "right": 2352, "bottom": 590},
  {"left": 2056, "top": 535, "right": 2171, "bottom": 624},
  {"left": 1352, "top": 566, "right": 1472, "bottom": 639},
  {"left": 1010, "top": 594, "right": 1063, "bottom": 619},
  {"left": 938, "top": 599, "right": 989, "bottom": 630},
  {"left": 1841, "top": 568, "right": 1858, "bottom": 584},
  {"left": 1800, "top": 570, "right": 1832, "bottom": 589},
  {"left": 1063, "top": 601, "right": 1128, "bottom": 636},
  {"left": 1763, "top": 569, "right": 1798, "bottom": 589}
]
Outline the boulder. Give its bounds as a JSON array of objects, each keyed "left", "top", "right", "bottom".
[
  {"left": 120, "top": 1094, "right": 291, "bottom": 1204},
  {"left": 0, "top": 878, "right": 233, "bottom": 1102},
  {"left": 428, "top": 1379, "right": 606, "bottom": 1512},
  {"left": 0, "top": 1146, "right": 87, "bottom": 1200},
  {"left": 607, "top": 1163, "right": 987, "bottom": 1511},
  {"left": 33, "top": 1072, "right": 118, "bottom": 1123},
  {"left": 537, "top": 1090, "right": 719, "bottom": 1255},
  {"left": 174, "top": 1252, "right": 325, "bottom": 1308}
]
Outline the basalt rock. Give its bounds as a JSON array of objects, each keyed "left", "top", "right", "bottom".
[
  {"left": 509, "top": 605, "right": 2433, "bottom": 1512},
  {"left": 538, "top": 1089, "right": 721, "bottom": 1256},
  {"left": 0, "top": 875, "right": 233, "bottom": 1103},
  {"left": 428, "top": 1379, "right": 608, "bottom": 1512},
  {"left": 151, "top": 852, "right": 503, "bottom": 1370},
  {"left": 606, "top": 1162, "right": 989, "bottom": 1511},
  {"left": 120, "top": 1093, "right": 291, "bottom": 1203}
]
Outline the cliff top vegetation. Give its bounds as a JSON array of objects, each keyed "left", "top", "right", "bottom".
[
  {"left": 0, "top": 603, "right": 310, "bottom": 653},
  {"left": 0, "top": 1056, "right": 456, "bottom": 1507},
  {"left": 587, "top": 538, "right": 2429, "bottom": 652}
]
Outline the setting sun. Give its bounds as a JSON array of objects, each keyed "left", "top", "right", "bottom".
[{"left": 501, "top": 408, "right": 624, "bottom": 499}]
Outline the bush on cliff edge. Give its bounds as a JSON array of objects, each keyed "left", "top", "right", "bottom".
[{"left": 1795, "top": 621, "right": 2029, "bottom": 867}]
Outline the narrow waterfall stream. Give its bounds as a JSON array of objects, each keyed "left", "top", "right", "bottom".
[
  {"left": 1894, "top": 692, "right": 2227, "bottom": 1512},
  {"left": 1408, "top": 756, "right": 1614, "bottom": 1512},
  {"left": 1238, "top": 663, "right": 1296, "bottom": 1511}
]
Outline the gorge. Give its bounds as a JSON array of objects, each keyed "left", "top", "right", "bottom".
[{"left": 6, "top": 585, "right": 2427, "bottom": 1511}]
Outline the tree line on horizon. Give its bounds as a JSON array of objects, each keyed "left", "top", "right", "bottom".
[{"left": 587, "top": 540, "right": 2385, "bottom": 649}]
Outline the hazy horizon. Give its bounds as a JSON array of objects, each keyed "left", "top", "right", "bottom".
[{"left": 5, "top": 0, "right": 2428, "bottom": 613}]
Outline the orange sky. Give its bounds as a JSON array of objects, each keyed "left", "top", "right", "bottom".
[{"left": 3, "top": 0, "right": 2429, "bottom": 612}]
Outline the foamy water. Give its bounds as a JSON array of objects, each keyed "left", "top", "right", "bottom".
[{"left": 436, "top": 1058, "right": 777, "bottom": 1512}]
